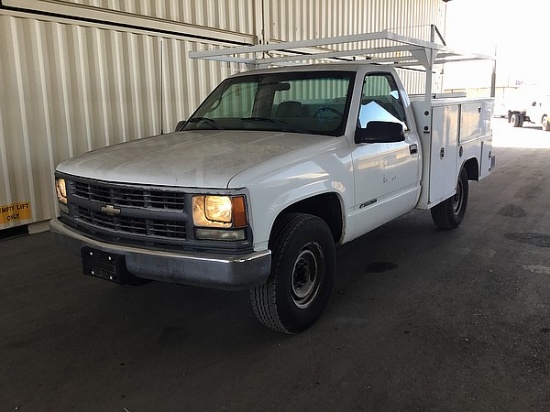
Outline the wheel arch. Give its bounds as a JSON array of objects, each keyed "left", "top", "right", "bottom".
[
  {"left": 272, "top": 192, "right": 344, "bottom": 244},
  {"left": 462, "top": 157, "right": 480, "bottom": 181}
]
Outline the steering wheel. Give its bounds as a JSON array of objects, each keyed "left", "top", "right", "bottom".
[{"left": 314, "top": 107, "right": 343, "bottom": 124}]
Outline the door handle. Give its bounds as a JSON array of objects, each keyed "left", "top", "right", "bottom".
[{"left": 409, "top": 144, "right": 418, "bottom": 155}]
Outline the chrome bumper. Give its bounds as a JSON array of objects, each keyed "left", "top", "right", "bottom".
[{"left": 49, "top": 218, "right": 271, "bottom": 290}]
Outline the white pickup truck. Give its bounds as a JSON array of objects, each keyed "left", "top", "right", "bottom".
[{"left": 50, "top": 32, "right": 495, "bottom": 333}]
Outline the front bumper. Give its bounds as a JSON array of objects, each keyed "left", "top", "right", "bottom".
[{"left": 49, "top": 218, "right": 271, "bottom": 290}]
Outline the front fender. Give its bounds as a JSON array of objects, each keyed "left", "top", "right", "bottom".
[{"left": 229, "top": 140, "right": 354, "bottom": 251}]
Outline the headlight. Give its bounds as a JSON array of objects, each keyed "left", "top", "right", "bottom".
[
  {"left": 192, "top": 195, "right": 247, "bottom": 228},
  {"left": 55, "top": 177, "right": 69, "bottom": 214},
  {"left": 192, "top": 195, "right": 248, "bottom": 240},
  {"left": 204, "top": 196, "right": 232, "bottom": 224},
  {"left": 55, "top": 178, "right": 67, "bottom": 204}
]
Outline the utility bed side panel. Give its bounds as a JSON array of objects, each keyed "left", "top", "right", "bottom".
[
  {"left": 460, "top": 100, "right": 494, "bottom": 180},
  {"left": 460, "top": 100, "right": 493, "bottom": 143},
  {"left": 411, "top": 97, "right": 494, "bottom": 209},
  {"left": 429, "top": 105, "right": 459, "bottom": 206}
]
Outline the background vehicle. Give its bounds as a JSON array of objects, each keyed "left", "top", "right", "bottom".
[
  {"left": 50, "top": 31, "right": 496, "bottom": 334},
  {"left": 493, "top": 98, "right": 508, "bottom": 118},
  {"left": 507, "top": 95, "right": 550, "bottom": 131}
]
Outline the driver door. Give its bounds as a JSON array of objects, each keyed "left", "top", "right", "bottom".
[{"left": 350, "top": 72, "right": 421, "bottom": 238}]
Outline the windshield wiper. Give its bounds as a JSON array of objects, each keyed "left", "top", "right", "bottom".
[
  {"left": 241, "top": 117, "right": 307, "bottom": 133},
  {"left": 186, "top": 117, "right": 225, "bottom": 130}
]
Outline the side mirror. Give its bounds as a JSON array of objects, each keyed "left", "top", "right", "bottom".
[
  {"left": 532, "top": 101, "right": 537, "bottom": 107},
  {"left": 175, "top": 120, "right": 186, "bottom": 132},
  {"left": 355, "top": 121, "right": 405, "bottom": 144}
]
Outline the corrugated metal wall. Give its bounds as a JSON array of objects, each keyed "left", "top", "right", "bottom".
[
  {"left": 0, "top": 10, "right": 239, "bottom": 229},
  {"left": 267, "top": 0, "right": 443, "bottom": 41},
  {"left": 55, "top": 0, "right": 258, "bottom": 35},
  {"left": 0, "top": 0, "right": 446, "bottom": 230},
  {"left": 265, "top": 0, "right": 445, "bottom": 94}
]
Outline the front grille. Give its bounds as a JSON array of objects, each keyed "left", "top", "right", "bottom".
[
  {"left": 73, "top": 181, "right": 184, "bottom": 210},
  {"left": 75, "top": 207, "right": 187, "bottom": 240},
  {"left": 67, "top": 179, "right": 188, "bottom": 248}
]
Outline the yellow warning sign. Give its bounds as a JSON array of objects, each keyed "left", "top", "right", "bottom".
[{"left": 0, "top": 202, "right": 32, "bottom": 224}]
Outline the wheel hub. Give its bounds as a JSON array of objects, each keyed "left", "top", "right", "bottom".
[
  {"left": 452, "top": 178, "right": 464, "bottom": 215},
  {"left": 291, "top": 243, "right": 324, "bottom": 308}
]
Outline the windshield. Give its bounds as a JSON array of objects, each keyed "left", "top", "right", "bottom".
[{"left": 181, "top": 71, "right": 355, "bottom": 136}]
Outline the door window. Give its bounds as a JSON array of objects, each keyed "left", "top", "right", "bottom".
[{"left": 358, "top": 73, "right": 408, "bottom": 129}]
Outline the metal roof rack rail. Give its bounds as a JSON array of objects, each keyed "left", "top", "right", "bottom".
[{"left": 190, "top": 25, "right": 495, "bottom": 99}]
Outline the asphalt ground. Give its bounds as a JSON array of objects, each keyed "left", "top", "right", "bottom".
[{"left": 1, "top": 118, "right": 549, "bottom": 411}]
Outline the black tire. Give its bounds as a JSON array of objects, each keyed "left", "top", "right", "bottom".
[
  {"left": 250, "top": 213, "right": 335, "bottom": 334},
  {"left": 510, "top": 113, "right": 521, "bottom": 127},
  {"left": 542, "top": 115, "right": 550, "bottom": 131},
  {"left": 431, "top": 168, "right": 469, "bottom": 230}
]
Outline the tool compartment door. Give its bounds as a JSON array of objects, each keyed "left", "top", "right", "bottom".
[
  {"left": 428, "top": 104, "right": 459, "bottom": 206},
  {"left": 460, "top": 100, "right": 494, "bottom": 180}
]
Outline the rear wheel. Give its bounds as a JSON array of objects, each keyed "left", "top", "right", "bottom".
[
  {"left": 542, "top": 115, "right": 550, "bottom": 131},
  {"left": 510, "top": 113, "right": 521, "bottom": 127},
  {"left": 250, "top": 213, "right": 335, "bottom": 334},
  {"left": 431, "top": 168, "right": 469, "bottom": 230}
]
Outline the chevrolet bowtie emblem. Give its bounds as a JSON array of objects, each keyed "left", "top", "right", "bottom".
[{"left": 100, "top": 205, "right": 121, "bottom": 216}]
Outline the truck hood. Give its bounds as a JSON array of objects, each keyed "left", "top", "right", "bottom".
[{"left": 57, "top": 130, "right": 333, "bottom": 188}]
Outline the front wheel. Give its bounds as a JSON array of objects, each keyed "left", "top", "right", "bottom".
[
  {"left": 431, "top": 168, "right": 469, "bottom": 230},
  {"left": 542, "top": 115, "right": 550, "bottom": 131},
  {"left": 250, "top": 213, "right": 335, "bottom": 334}
]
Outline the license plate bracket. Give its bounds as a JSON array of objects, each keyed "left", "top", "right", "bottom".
[{"left": 81, "top": 247, "right": 128, "bottom": 284}]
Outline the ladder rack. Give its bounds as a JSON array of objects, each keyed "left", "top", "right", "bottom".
[{"left": 189, "top": 26, "right": 495, "bottom": 100}]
